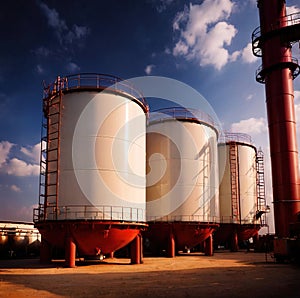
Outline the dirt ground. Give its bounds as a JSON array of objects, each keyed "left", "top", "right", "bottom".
[{"left": 0, "top": 251, "right": 299, "bottom": 298}]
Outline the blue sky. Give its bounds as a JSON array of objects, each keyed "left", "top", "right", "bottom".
[{"left": 0, "top": 0, "right": 300, "bottom": 232}]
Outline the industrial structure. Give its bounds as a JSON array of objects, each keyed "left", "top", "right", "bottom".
[
  {"left": 0, "top": 221, "right": 40, "bottom": 258},
  {"left": 33, "top": 74, "right": 148, "bottom": 267},
  {"left": 252, "top": 0, "right": 300, "bottom": 261},
  {"left": 215, "top": 133, "right": 268, "bottom": 251},
  {"left": 145, "top": 108, "right": 219, "bottom": 257}
]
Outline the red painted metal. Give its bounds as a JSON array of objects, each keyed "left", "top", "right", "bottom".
[
  {"left": 204, "top": 235, "right": 213, "bottom": 256},
  {"left": 130, "top": 234, "right": 142, "bottom": 264},
  {"left": 256, "top": 0, "right": 300, "bottom": 238},
  {"left": 65, "top": 236, "right": 76, "bottom": 268},
  {"left": 36, "top": 221, "right": 145, "bottom": 259},
  {"left": 144, "top": 222, "right": 218, "bottom": 256}
]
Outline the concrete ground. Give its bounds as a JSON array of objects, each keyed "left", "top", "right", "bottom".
[{"left": 0, "top": 251, "right": 299, "bottom": 298}]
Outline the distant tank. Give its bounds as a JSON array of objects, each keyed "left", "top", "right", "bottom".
[
  {"left": 145, "top": 108, "right": 219, "bottom": 257},
  {"left": 0, "top": 221, "right": 41, "bottom": 258},
  {"left": 215, "top": 133, "right": 267, "bottom": 251},
  {"left": 34, "top": 74, "right": 148, "bottom": 267}
]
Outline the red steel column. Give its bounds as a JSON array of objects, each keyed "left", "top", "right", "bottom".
[
  {"left": 130, "top": 234, "right": 142, "bottom": 264},
  {"left": 167, "top": 228, "right": 175, "bottom": 258},
  {"left": 204, "top": 235, "right": 214, "bottom": 256},
  {"left": 231, "top": 228, "right": 239, "bottom": 252},
  {"left": 258, "top": 0, "right": 300, "bottom": 238},
  {"left": 65, "top": 236, "right": 76, "bottom": 268}
]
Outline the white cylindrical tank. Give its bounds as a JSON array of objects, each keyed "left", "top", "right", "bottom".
[
  {"left": 146, "top": 108, "right": 219, "bottom": 222},
  {"left": 218, "top": 133, "right": 258, "bottom": 224},
  {"left": 45, "top": 75, "right": 147, "bottom": 222}
]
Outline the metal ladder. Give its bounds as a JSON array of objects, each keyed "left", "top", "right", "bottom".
[
  {"left": 229, "top": 143, "right": 240, "bottom": 223},
  {"left": 256, "top": 149, "right": 267, "bottom": 225},
  {"left": 38, "top": 86, "right": 62, "bottom": 220}
]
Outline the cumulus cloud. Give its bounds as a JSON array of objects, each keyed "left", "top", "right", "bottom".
[
  {"left": 172, "top": 0, "right": 238, "bottom": 70},
  {"left": 145, "top": 64, "right": 155, "bottom": 75},
  {"left": 286, "top": 5, "right": 300, "bottom": 15},
  {"left": 38, "top": 1, "right": 89, "bottom": 48},
  {"left": 4, "top": 158, "right": 40, "bottom": 177},
  {"left": 0, "top": 141, "right": 40, "bottom": 177},
  {"left": 20, "top": 143, "right": 41, "bottom": 164},
  {"left": 0, "top": 141, "right": 14, "bottom": 166},
  {"left": 231, "top": 117, "right": 268, "bottom": 135},
  {"left": 241, "top": 42, "right": 259, "bottom": 64}
]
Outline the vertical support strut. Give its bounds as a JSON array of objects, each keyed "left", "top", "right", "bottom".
[
  {"left": 167, "top": 227, "right": 176, "bottom": 258},
  {"left": 204, "top": 234, "right": 214, "bottom": 256},
  {"left": 130, "top": 233, "right": 142, "bottom": 264},
  {"left": 65, "top": 235, "right": 76, "bottom": 268}
]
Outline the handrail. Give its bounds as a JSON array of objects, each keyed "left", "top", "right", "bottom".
[
  {"left": 149, "top": 107, "right": 219, "bottom": 133},
  {"left": 252, "top": 12, "right": 300, "bottom": 43},
  {"left": 146, "top": 215, "right": 219, "bottom": 223},
  {"left": 33, "top": 204, "right": 145, "bottom": 223},
  {"left": 43, "top": 73, "right": 148, "bottom": 110},
  {"left": 218, "top": 132, "right": 252, "bottom": 145}
]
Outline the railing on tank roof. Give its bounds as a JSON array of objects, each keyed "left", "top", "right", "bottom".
[
  {"left": 149, "top": 107, "right": 219, "bottom": 131},
  {"left": 218, "top": 132, "right": 252, "bottom": 145},
  {"left": 33, "top": 205, "right": 145, "bottom": 223},
  {"left": 147, "top": 215, "right": 219, "bottom": 223},
  {"left": 43, "top": 73, "right": 148, "bottom": 108}
]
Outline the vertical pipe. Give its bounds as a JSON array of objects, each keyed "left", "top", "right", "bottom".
[
  {"left": 258, "top": 0, "right": 300, "bottom": 238},
  {"left": 204, "top": 234, "right": 214, "bottom": 256},
  {"left": 65, "top": 236, "right": 76, "bottom": 268}
]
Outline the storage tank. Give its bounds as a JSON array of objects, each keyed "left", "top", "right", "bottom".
[
  {"left": 34, "top": 74, "right": 148, "bottom": 267},
  {"left": 0, "top": 221, "right": 41, "bottom": 258},
  {"left": 215, "top": 133, "right": 266, "bottom": 251},
  {"left": 145, "top": 108, "right": 219, "bottom": 257}
]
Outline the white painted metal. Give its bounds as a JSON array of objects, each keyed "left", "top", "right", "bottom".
[
  {"left": 218, "top": 143, "right": 258, "bottom": 224},
  {"left": 50, "top": 90, "right": 146, "bottom": 221},
  {"left": 146, "top": 116, "right": 219, "bottom": 222}
]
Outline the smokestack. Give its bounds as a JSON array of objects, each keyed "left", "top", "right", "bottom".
[{"left": 254, "top": 0, "right": 300, "bottom": 238}]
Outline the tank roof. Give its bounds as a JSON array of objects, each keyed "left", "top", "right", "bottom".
[{"left": 148, "top": 107, "right": 219, "bottom": 133}]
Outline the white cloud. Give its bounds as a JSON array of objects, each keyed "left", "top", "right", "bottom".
[
  {"left": 0, "top": 141, "right": 40, "bottom": 177},
  {"left": 0, "top": 141, "right": 14, "bottom": 166},
  {"left": 241, "top": 42, "right": 259, "bottom": 64},
  {"left": 11, "top": 184, "right": 21, "bottom": 192},
  {"left": 172, "top": 0, "right": 238, "bottom": 70},
  {"left": 286, "top": 5, "right": 300, "bottom": 15},
  {"left": 145, "top": 64, "right": 155, "bottom": 75},
  {"left": 4, "top": 158, "right": 40, "bottom": 177},
  {"left": 20, "top": 143, "right": 41, "bottom": 164},
  {"left": 231, "top": 117, "right": 267, "bottom": 135},
  {"left": 294, "top": 90, "right": 300, "bottom": 103},
  {"left": 66, "top": 62, "right": 80, "bottom": 73},
  {"left": 38, "top": 1, "right": 89, "bottom": 47}
]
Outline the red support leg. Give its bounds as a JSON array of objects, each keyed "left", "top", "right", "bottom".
[
  {"left": 65, "top": 236, "right": 76, "bottom": 268},
  {"left": 167, "top": 231, "right": 175, "bottom": 258},
  {"left": 204, "top": 235, "right": 214, "bottom": 256},
  {"left": 231, "top": 229, "right": 239, "bottom": 252},
  {"left": 131, "top": 234, "right": 141, "bottom": 264}
]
